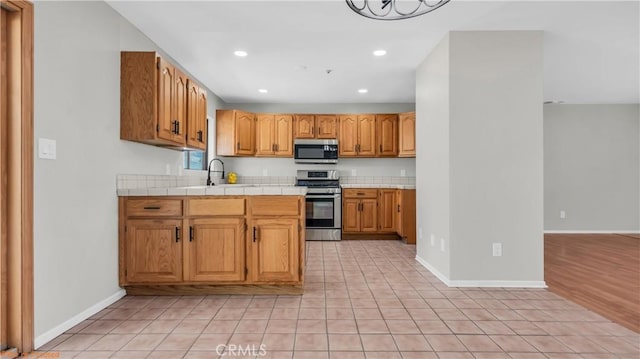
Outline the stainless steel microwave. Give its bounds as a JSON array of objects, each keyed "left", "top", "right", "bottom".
[{"left": 294, "top": 139, "right": 338, "bottom": 164}]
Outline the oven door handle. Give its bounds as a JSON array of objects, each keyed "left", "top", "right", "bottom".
[{"left": 305, "top": 194, "right": 341, "bottom": 199}]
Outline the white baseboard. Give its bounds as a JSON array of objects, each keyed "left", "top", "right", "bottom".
[
  {"left": 544, "top": 230, "right": 640, "bottom": 234},
  {"left": 415, "top": 255, "right": 451, "bottom": 286},
  {"left": 35, "top": 289, "right": 126, "bottom": 349},
  {"left": 415, "top": 255, "right": 547, "bottom": 289}
]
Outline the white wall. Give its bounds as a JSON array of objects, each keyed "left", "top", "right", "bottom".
[
  {"left": 448, "top": 31, "right": 543, "bottom": 283},
  {"left": 33, "top": 1, "right": 224, "bottom": 345},
  {"left": 415, "top": 35, "right": 451, "bottom": 279},
  {"left": 416, "top": 31, "right": 544, "bottom": 286},
  {"left": 218, "top": 103, "right": 416, "bottom": 178},
  {"left": 544, "top": 104, "right": 640, "bottom": 232}
]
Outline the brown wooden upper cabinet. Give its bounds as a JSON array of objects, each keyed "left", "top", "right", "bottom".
[
  {"left": 256, "top": 114, "right": 293, "bottom": 157},
  {"left": 216, "top": 109, "right": 256, "bottom": 156},
  {"left": 398, "top": 111, "right": 416, "bottom": 157},
  {"left": 376, "top": 114, "right": 399, "bottom": 157},
  {"left": 186, "top": 81, "right": 208, "bottom": 151},
  {"left": 294, "top": 114, "right": 338, "bottom": 139},
  {"left": 338, "top": 114, "right": 376, "bottom": 157},
  {"left": 121, "top": 52, "right": 207, "bottom": 150}
]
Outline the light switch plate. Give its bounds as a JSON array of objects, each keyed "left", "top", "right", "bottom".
[{"left": 38, "top": 138, "right": 57, "bottom": 160}]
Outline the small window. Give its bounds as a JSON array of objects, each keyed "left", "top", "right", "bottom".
[{"left": 184, "top": 151, "right": 206, "bottom": 170}]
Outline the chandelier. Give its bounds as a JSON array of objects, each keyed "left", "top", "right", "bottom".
[{"left": 345, "top": 0, "right": 450, "bottom": 20}]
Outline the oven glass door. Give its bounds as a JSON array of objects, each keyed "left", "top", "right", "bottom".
[{"left": 305, "top": 197, "right": 336, "bottom": 228}]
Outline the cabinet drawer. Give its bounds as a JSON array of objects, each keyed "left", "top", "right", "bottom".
[
  {"left": 343, "top": 188, "right": 378, "bottom": 198},
  {"left": 126, "top": 199, "right": 183, "bottom": 217},
  {"left": 250, "top": 197, "right": 300, "bottom": 216},
  {"left": 187, "top": 198, "right": 245, "bottom": 216}
]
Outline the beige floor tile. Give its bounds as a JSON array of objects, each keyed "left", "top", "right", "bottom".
[
  {"left": 154, "top": 333, "right": 198, "bottom": 351},
  {"left": 457, "top": 335, "right": 502, "bottom": 352},
  {"left": 356, "top": 320, "right": 389, "bottom": 334},
  {"left": 489, "top": 335, "right": 537, "bottom": 352},
  {"left": 425, "top": 334, "right": 467, "bottom": 352},
  {"left": 415, "top": 320, "right": 452, "bottom": 334},
  {"left": 363, "top": 351, "right": 402, "bottom": 359},
  {"left": 521, "top": 336, "right": 572, "bottom": 353},
  {"left": 329, "top": 351, "right": 365, "bottom": 359},
  {"left": 80, "top": 320, "right": 123, "bottom": 334},
  {"left": 360, "top": 334, "right": 397, "bottom": 351},
  {"left": 328, "top": 334, "right": 363, "bottom": 351},
  {"left": 109, "top": 350, "right": 150, "bottom": 359},
  {"left": 263, "top": 333, "right": 296, "bottom": 351},
  {"left": 294, "top": 333, "right": 328, "bottom": 351},
  {"left": 146, "top": 350, "right": 187, "bottom": 358},
  {"left": 297, "top": 319, "right": 327, "bottom": 333},
  {"left": 110, "top": 320, "right": 151, "bottom": 334},
  {"left": 54, "top": 335, "right": 103, "bottom": 351},
  {"left": 474, "top": 321, "right": 515, "bottom": 335},
  {"left": 203, "top": 320, "right": 238, "bottom": 333},
  {"left": 327, "top": 319, "right": 358, "bottom": 334},
  {"left": 391, "top": 334, "right": 431, "bottom": 351},
  {"left": 292, "top": 351, "right": 329, "bottom": 359},
  {"left": 120, "top": 334, "right": 166, "bottom": 351},
  {"left": 140, "top": 320, "right": 180, "bottom": 334},
  {"left": 445, "top": 320, "right": 484, "bottom": 334},
  {"left": 385, "top": 320, "right": 421, "bottom": 334},
  {"left": 189, "top": 333, "right": 231, "bottom": 351},
  {"left": 266, "top": 319, "right": 298, "bottom": 334},
  {"left": 235, "top": 319, "right": 268, "bottom": 334},
  {"left": 86, "top": 334, "right": 135, "bottom": 351}
]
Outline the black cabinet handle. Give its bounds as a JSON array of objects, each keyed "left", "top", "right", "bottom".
[
  {"left": 143, "top": 206, "right": 160, "bottom": 210},
  {"left": 357, "top": 192, "right": 365, "bottom": 195},
  {"left": 237, "top": 142, "right": 240, "bottom": 150},
  {"left": 189, "top": 226, "right": 194, "bottom": 242},
  {"left": 197, "top": 130, "right": 203, "bottom": 142},
  {"left": 379, "top": 144, "right": 383, "bottom": 153},
  {"left": 397, "top": 205, "right": 401, "bottom": 213},
  {"left": 253, "top": 227, "right": 257, "bottom": 242},
  {"left": 175, "top": 226, "right": 181, "bottom": 242},
  {"left": 176, "top": 121, "right": 180, "bottom": 134}
]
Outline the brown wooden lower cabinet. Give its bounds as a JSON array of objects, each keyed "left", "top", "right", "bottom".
[
  {"left": 342, "top": 188, "right": 415, "bottom": 243},
  {"left": 125, "top": 218, "right": 183, "bottom": 283},
  {"left": 119, "top": 196, "right": 305, "bottom": 295}
]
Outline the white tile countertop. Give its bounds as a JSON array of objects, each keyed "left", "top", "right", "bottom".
[
  {"left": 340, "top": 184, "right": 416, "bottom": 189},
  {"left": 117, "top": 184, "right": 307, "bottom": 197}
]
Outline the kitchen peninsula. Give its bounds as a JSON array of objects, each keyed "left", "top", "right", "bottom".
[{"left": 117, "top": 184, "right": 307, "bottom": 295}]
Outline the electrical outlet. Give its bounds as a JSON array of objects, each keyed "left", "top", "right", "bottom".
[
  {"left": 165, "top": 164, "right": 171, "bottom": 175},
  {"left": 430, "top": 234, "right": 435, "bottom": 246},
  {"left": 262, "top": 169, "right": 268, "bottom": 176},
  {"left": 492, "top": 243, "right": 502, "bottom": 257},
  {"left": 351, "top": 169, "right": 357, "bottom": 176},
  {"left": 400, "top": 169, "right": 406, "bottom": 177},
  {"left": 419, "top": 227, "right": 423, "bottom": 239},
  {"left": 560, "top": 210, "right": 566, "bottom": 219},
  {"left": 440, "top": 238, "right": 445, "bottom": 252}
]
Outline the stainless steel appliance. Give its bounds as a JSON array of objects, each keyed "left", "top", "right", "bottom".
[
  {"left": 296, "top": 170, "right": 341, "bottom": 241},
  {"left": 294, "top": 139, "right": 338, "bottom": 164}
]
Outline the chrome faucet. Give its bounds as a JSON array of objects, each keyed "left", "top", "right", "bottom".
[{"left": 206, "top": 158, "right": 225, "bottom": 186}]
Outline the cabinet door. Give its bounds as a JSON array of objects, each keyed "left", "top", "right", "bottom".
[
  {"left": 125, "top": 219, "right": 182, "bottom": 283},
  {"left": 398, "top": 112, "right": 416, "bottom": 157},
  {"left": 187, "top": 218, "right": 245, "bottom": 282},
  {"left": 173, "top": 68, "right": 188, "bottom": 145},
  {"left": 395, "top": 190, "right": 403, "bottom": 237},
  {"left": 294, "top": 115, "right": 315, "bottom": 139},
  {"left": 360, "top": 199, "right": 378, "bottom": 232},
  {"left": 378, "top": 190, "right": 396, "bottom": 232},
  {"left": 156, "top": 57, "right": 177, "bottom": 143},
  {"left": 357, "top": 114, "right": 377, "bottom": 157},
  {"left": 186, "top": 81, "right": 201, "bottom": 148},
  {"left": 196, "top": 87, "right": 208, "bottom": 149},
  {"left": 316, "top": 115, "right": 337, "bottom": 139},
  {"left": 235, "top": 110, "right": 255, "bottom": 155},
  {"left": 342, "top": 199, "right": 361, "bottom": 233},
  {"left": 255, "top": 114, "right": 275, "bottom": 156},
  {"left": 377, "top": 114, "right": 398, "bottom": 157},
  {"left": 274, "top": 114, "right": 293, "bottom": 156},
  {"left": 251, "top": 218, "right": 299, "bottom": 282},
  {"left": 338, "top": 115, "right": 358, "bottom": 157},
  {"left": 400, "top": 190, "right": 416, "bottom": 244}
]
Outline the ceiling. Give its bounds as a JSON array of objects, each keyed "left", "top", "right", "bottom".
[{"left": 106, "top": 1, "right": 639, "bottom": 104}]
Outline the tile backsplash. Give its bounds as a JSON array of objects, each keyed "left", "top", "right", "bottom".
[{"left": 116, "top": 174, "right": 416, "bottom": 190}]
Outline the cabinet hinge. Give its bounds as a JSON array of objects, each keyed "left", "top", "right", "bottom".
[
  {"left": 124, "top": 226, "right": 127, "bottom": 232},
  {"left": 156, "top": 124, "right": 159, "bottom": 132},
  {"left": 124, "top": 269, "right": 127, "bottom": 277},
  {"left": 156, "top": 61, "right": 160, "bottom": 70}
]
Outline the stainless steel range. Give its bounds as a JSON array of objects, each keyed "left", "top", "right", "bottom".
[{"left": 296, "top": 170, "right": 341, "bottom": 241}]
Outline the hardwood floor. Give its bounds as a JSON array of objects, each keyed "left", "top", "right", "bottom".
[{"left": 545, "top": 233, "right": 640, "bottom": 333}]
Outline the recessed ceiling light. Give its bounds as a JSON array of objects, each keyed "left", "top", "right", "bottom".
[
  {"left": 234, "top": 50, "right": 248, "bottom": 57},
  {"left": 358, "top": 89, "right": 368, "bottom": 94},
  {"left": 258, "top": 89, "right": 268, "bottom": 93},
  {"left": 373, "top": 49, "right": 387, "bottom": 57}
]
